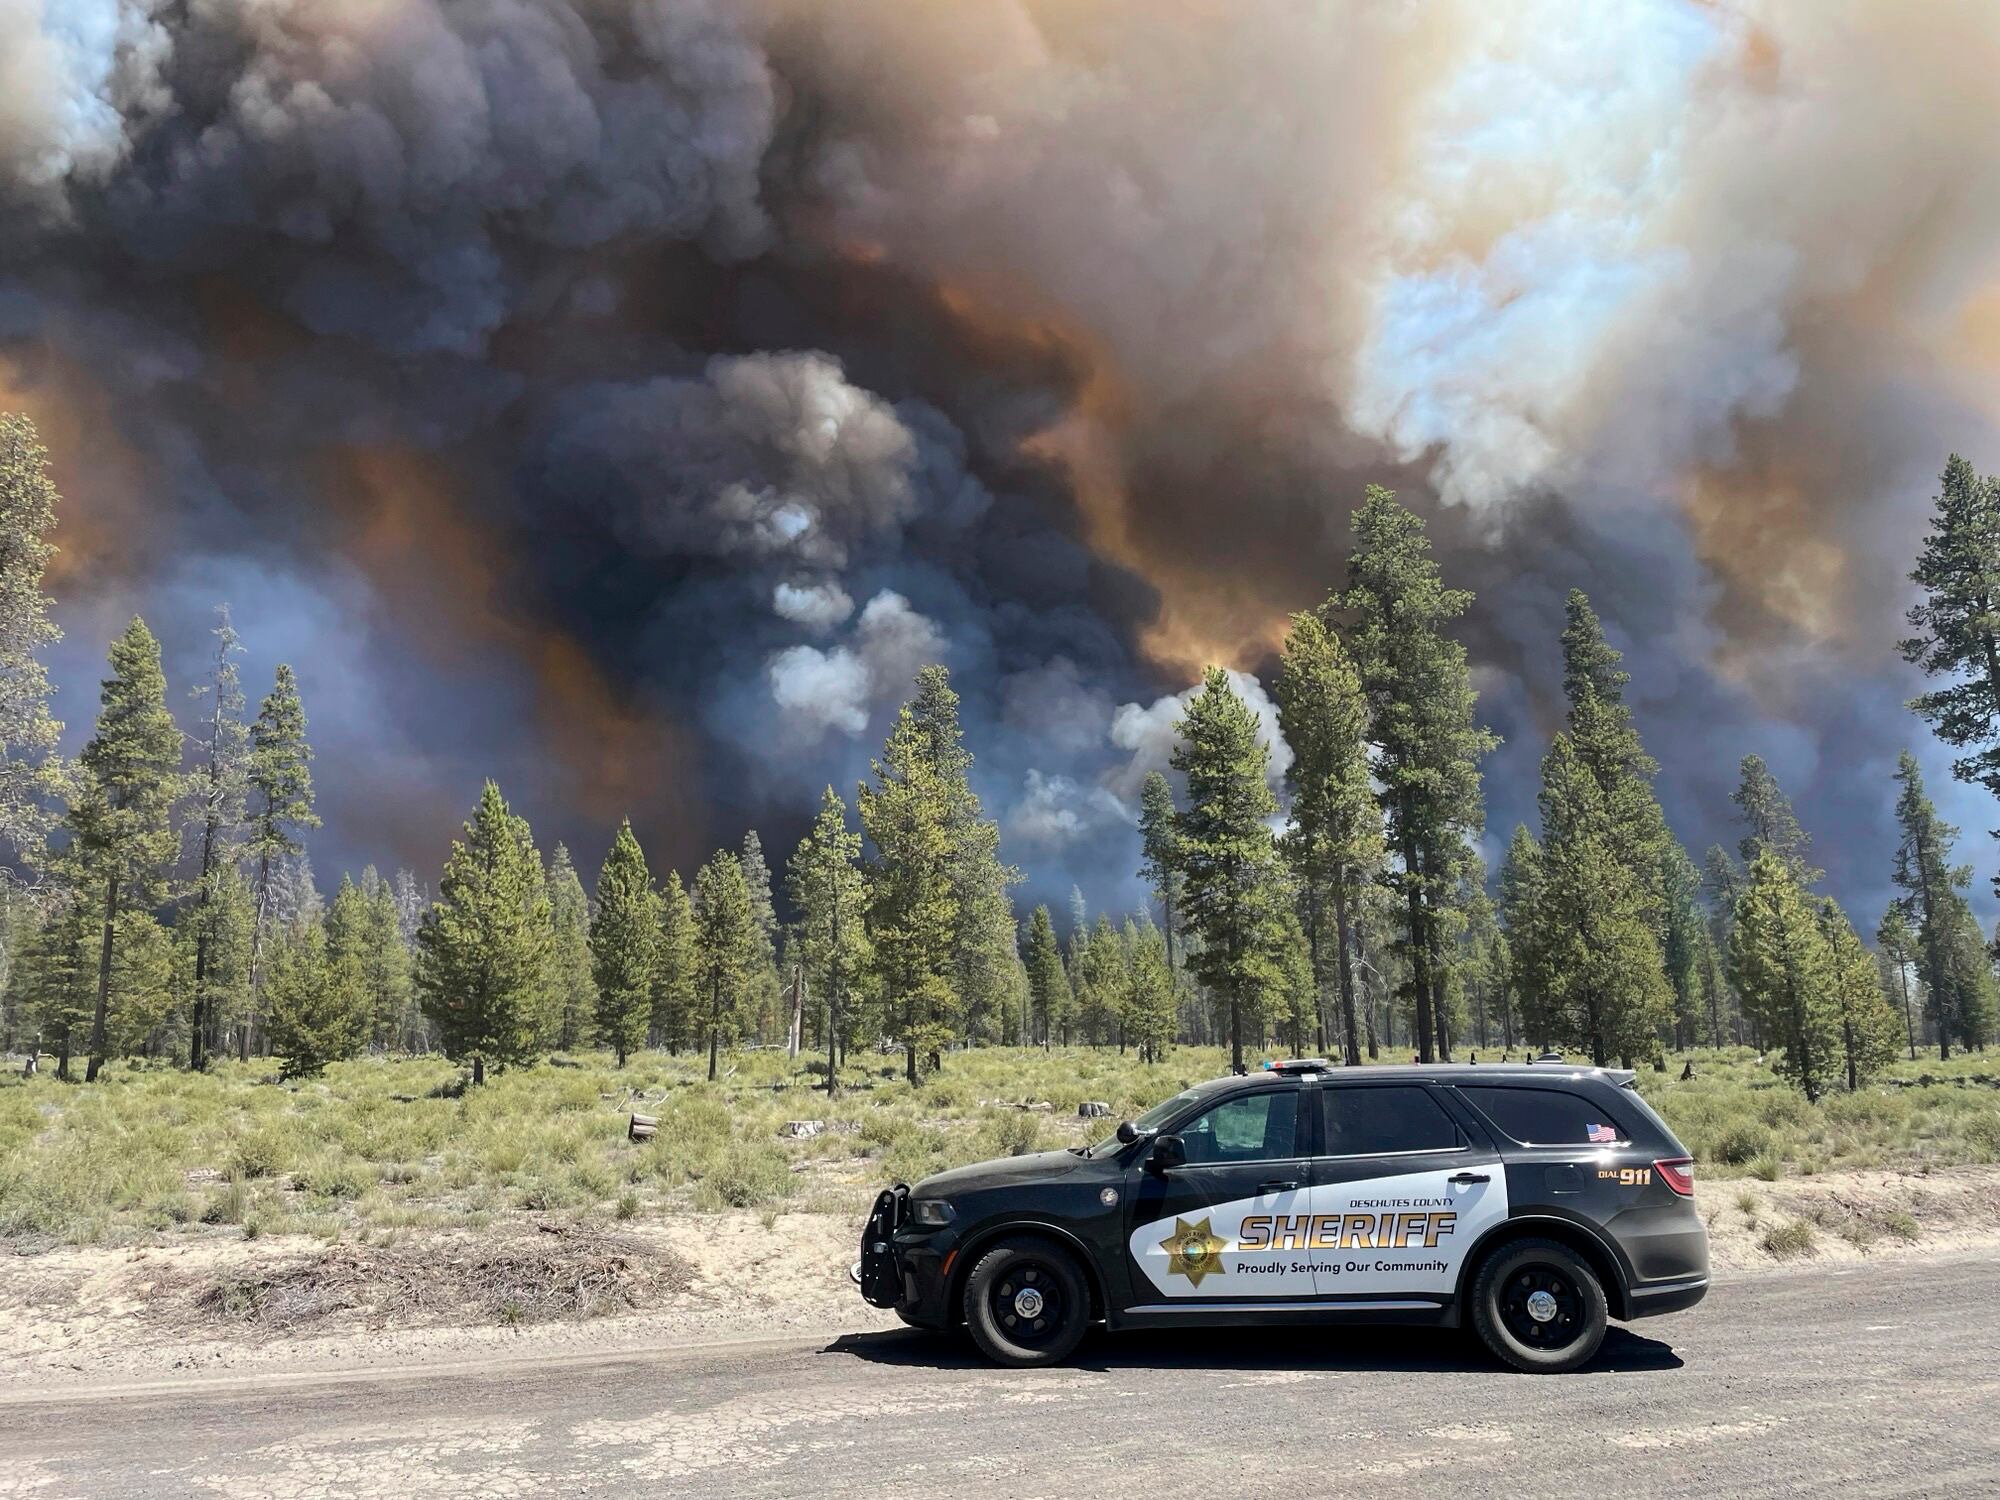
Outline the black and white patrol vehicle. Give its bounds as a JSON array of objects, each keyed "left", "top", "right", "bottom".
[{"left": 855, "top": 1060, "right": 1707, "bottom": 1372}]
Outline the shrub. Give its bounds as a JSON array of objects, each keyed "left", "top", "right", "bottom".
[
  {"left": 1760, "top": 1219, "right": 1815, "bottom": 1258},
  {"left": 1711, "top": 1118, "right": 1774, "bottom": 1166}
]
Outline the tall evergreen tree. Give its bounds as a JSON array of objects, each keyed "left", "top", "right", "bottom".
[
  {"left": 415, "top": 781, "right": 551, "bottom": 1084},
  {"left": 1817, "top": 900, "right": 1902, "bottom": 1091},
  {"left": 355, "top": 865, "right": 415, "bottom": 1049},
  {"left": 183, "top": 607, "right": 249, "bottom": 1069},
  {"left": 69, "top": 618, "right": 181, "bottom": 1081},
  {"left": 1022, "top": 904, "right": 1070, "bottom": 1049},
  {"left": 1729, "top": 850, "right": 1843, "bottom": 1101},
  {"left": 738, "top": 829, "right": 782, "bottom": 1041},
  {"left": 1522, "top": 734, "right": 1671, "bottom": 1066},
  {"left": 1891, "top": 750, "right": 1974, "bottom": 1059},
  {"left": 1120, "top": 914, "right": 1174, "bottom": 1062},
  {"left": 1338, "top": 486, "right": 1497, "bottom": 1062},
  {"left": 692, "top": 848, "right": 755, "bottom": 1081},
  {"left": 858, "top": 668, "right": 1003, "bottom": 1082},
  {"left": 544, "top": 845, "right": 595, "bottom": 1052},
  {"left": 1732, "top": 755, "right": 1819, "bottom": 883},
  {"left": 1660, "top": 843, "right": 1709, "bottom": 1051},
  {"left": 1496, "top": 824, "right": 1550, "bottom": 1049},
  {"left": 1276, "top": 610, "right": 1381, "bottom": 1065},
  {"left": 1171, "top": 667, "right": 1285, "bottom": 1073},
  {"left": 266, "top": 915, "right": 367, "bottom": 1078},
  {"left": 651, "top": 870, "right": 696, "bottom": 1052},
  {"left": 1902, "top": 454, "right": 2000, "bottom": 880},
  {"left": 244, "top": 663, "right": 318, "bottom": 1058},
  {"left": 590, "top": 820, "right": 658, "bottom": 1067},
  {"left": 787, "top": 787, "right": 869, "bottom": 1093},
  {"left": 0, "top": 414, "right": 66, "bottom": 867},
  {"left": 1875, "top": 902, "right": 1922, "bottom": 1061},
  {"left": 1137, "top": 772, "right": 1184, "bottom": 980}
]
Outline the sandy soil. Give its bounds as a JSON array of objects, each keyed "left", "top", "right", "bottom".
[{"left": 6, "top": 1164, "right": 1996, "bottom": 1395}]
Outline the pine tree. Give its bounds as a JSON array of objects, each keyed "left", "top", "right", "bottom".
[
  {"left": 1560, "top": 592, "right": 1671, "bottom": 904},
  {"left": 1137, "top": 772, "right": 1184, "bottom": 980},
  {"left": 1171, "top": 667, "right": 1286, "bottom": 1073},
  {"left": 591, "top": 820, "right": 659, "bottom": 1066},
  {"left": 1120, "top": 915, "right": 1174, "bottom": 1062},
  {"left": 1496, "top": 825, "right": 1552, "bottom": 1048},
  {"left": 323, "top": 872, "right": 369, "bottom": 1039},
  {"left": 693, "top": 848, "right": 755, "bottom": 1081},
  {"left": 1817, "top": 900, "right": 1902, "bottom": 1091},
  {"left": 858, "top": 669, "right": 974, "bottom": 1083},
  {"left": 1891, "top": 751, "right": 1973, "bottom": 1059},
  {"left": 1875, "top": 902, "right": 1922, "bottom": 1061},
  {"left": 183, "top": 607, "right": 249, "bottom": 1069},
  {"left": 245, "top": 664, "right": 318, "bottom": 1058},
  {"left": 21, "top": 891, "right": 94, "bottom": 1076},
  {"left": 544, "top": 845, "right": 595, "bottom": 1052},
  {"left": 1902, "top": 454, "right": 2000, "bottom": 880},
  {"left": 68, "top": 618, "right": 182, "bottom": 1082},
  {"left": 1523, "top": 734, "right": 1672, "bottom": 1066},
  {"left": 415, "top": 781, "right": 552, "bottom": 1084},
  {"left": 266, "top": 915, "right": 368, "bottom": 1078},
  {"left": 1338, "top": 487, "right": 1497, "bottom": 1062},
  {"left": 1276, "top": 610, "right": 1381, "bottom": 1065},
  {"left": 1022, "top": 904, "right": 1070, "bottom": 1049},
  {"left": 787, "top": 787, "right": 869, "bottom": 1093},
  {"left": 0, "top": 414, "right": 66, "bottom": 867},
  {"left": 738, "top": 830, "right": 782, "bottom": 1042},
  {"left": 1075, "top": 912, "right": 1122, "bottom": 1044},
  {"left": 357, "top": 865, "right": 415, "bottom": 1050},
  {"left": 1660, "top": 843, "right": 1709, "bottom": 1051},
  {"left": 652, "top": 870, "right": 696, "bottom": 1052},
  {"left": 1729, "top": 850, "right": 1843, "bottom": 1101},
  {"left": 181, "top": 864, "right": 253, "bottom": 1061},
  {"left": 1732, "top": 755, "right": 1819, "bottom": 883}
]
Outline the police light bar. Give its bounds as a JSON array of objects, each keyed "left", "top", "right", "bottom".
[{"left": 1263, "top": 1058, "right": 1331, "bottom": 1074}]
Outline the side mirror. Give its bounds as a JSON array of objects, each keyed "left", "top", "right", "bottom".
[
  {"left": 1148, "top": 1134, "right": 1186, "bottom": 1174},
  {"left": 1115, "top": 1120, "right": 1138, "bottom": 1145}
]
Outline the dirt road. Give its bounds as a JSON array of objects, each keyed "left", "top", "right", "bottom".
[{"left": 6, "top": 1249, "right": 1996, "bottom": 1498}]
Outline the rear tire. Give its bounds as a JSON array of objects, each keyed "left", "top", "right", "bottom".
[
  {"left": 962, "top": 1236, "right": 1089, "bottom": 1367},
  {"left": 1470, "top": 1237, "right": 1608, "bottom": 1373}
]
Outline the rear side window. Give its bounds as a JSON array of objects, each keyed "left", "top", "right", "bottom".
[
  {"left": 1320, "top": 1086, "right": 1464, "bottom": 1156},
  {"left": 1458, "top": 1086, "right": 1628, "bottom": 1147}
]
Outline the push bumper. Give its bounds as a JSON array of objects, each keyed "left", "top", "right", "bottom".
[{"left": 853, "top": 1185, "right": 955, "bottom": 1328}]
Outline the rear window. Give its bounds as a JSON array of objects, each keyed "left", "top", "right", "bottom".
[
  {"left": 1320, "top": 1085, "right": 1464, "bottom": 1156},
  {"left": 1457, "top": 1085, "right": 1628, "bottom": 1147}
]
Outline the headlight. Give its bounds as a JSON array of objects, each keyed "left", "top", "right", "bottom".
[{"left": 909, "top": 1198, "right": 956, "bottom": 1227}]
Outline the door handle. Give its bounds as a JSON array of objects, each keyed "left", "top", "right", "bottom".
[
  {"left": 1449, "top": 1172, "right": 1491, "bottom": 1184},
  {"left": 1257, "top": 1179, "right": 1300, "bottom": 1194}
]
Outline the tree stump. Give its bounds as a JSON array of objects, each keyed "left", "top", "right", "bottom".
[{"left": 628, "top": 1112, "right": 658, "bottom": 1142}]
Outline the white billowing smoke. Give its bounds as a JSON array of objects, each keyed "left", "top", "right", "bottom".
[
  {"left": 772, "top": 581, "right": 855, "bottom": 634},
  {"left": 765, "top": 589, "right": 945, "bottom": 742},
  {"left": 1106, "top": 670, "right": 1292, "bottom": 803}
]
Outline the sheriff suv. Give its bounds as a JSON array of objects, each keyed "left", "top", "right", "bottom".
[{"left": 854, "top": 1060, "right": 1706, "bottom": 1372}]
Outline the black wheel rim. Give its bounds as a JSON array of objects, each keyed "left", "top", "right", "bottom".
[
  {"left": 990, "top": 1261, "right": 1064, "bottom": 1345},
  {"left": 1498, "top": 1264, "right": 1585, "bottom": 1350}
]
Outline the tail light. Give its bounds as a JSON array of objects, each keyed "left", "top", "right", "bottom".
[{"left": 1654, "top": 1157, "right": 1695, "bottom": 1197}]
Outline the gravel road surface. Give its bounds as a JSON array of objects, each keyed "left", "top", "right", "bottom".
[{"left": 6, "top": 1250, "right": 1994, "bottom": 1498}]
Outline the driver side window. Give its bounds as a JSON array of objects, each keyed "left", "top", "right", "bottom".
[{"left": 1177, "top": 1091, "right": 1298, "bottom": 1165}]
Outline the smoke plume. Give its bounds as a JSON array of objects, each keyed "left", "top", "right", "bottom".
[{"left": 5, "top": 0, "right": 2000, "bottom": 924}]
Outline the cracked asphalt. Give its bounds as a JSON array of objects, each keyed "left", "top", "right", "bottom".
[{"left": 5, "top": 1249, "right": 1995, "bottom": 1498}]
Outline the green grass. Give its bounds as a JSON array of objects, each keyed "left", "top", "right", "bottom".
[{"left": 0, "top": 1043, "right": 1994, "bottom": 1248}]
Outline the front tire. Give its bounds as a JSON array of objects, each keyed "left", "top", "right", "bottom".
[
  {"left": 1470, "top": 1237, "right": 1609, "bottom": 1374},
  {"left": 962, "top": 1236, "right": 1089, "bottom": 1367}
]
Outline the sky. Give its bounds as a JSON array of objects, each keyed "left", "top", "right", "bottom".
[{"left": 4, "top": 0, "right": 2000, "bottom": 931}]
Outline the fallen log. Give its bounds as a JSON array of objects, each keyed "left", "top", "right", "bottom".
[{"left": 628, "top": 1112, "right": 658, "bottom": 1142}]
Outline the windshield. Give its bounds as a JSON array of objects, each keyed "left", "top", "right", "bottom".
[{"left": 1086, "top": 1089, "right": 1201, "bottom": 1156}]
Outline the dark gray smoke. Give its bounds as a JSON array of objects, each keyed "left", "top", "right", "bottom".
[{"left": 5, "top": 0, "right": 1998, "bottom": 927}]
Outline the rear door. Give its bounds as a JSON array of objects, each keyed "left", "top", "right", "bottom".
[
  {"left": 1124, "top": 1085, "right": 1314, "bottom": 1302},
  {"left": 1305, "top": 1081, "right": 1507, "bottom": 1303}
]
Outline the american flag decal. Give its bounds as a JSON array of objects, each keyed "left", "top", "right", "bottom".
[{"left": 1587, "top": 1123, "right": 1618, "bottom": 1143}]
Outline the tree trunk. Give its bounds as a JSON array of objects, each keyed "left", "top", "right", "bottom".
[
  {"left": 1897, "top": 958, "right": 1916, "bottom": 1060},
  {"left": 709, "top": 1024, "right": 721, "bottom": 1082},
  {"left": 84, "top": 872, "right": 119, "bottom": 1083},
  {"left": 472, "top": 1054, "right": 485, "bottom": 1086},
  {"left": 1332, "top": 885, "right": 1362, "bottom": 1066}
]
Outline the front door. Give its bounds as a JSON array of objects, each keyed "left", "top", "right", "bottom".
[
  {"left": 1306, "top": 1081, "right": 1507, "bottom": 1302},
  {"left": 1124, "top": 1086, "right": 1314, "bottom": 1302}
]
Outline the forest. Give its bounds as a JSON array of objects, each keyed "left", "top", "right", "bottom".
[{"left": 2, "top": 413, "right": 1997, "bottom": 1105}]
